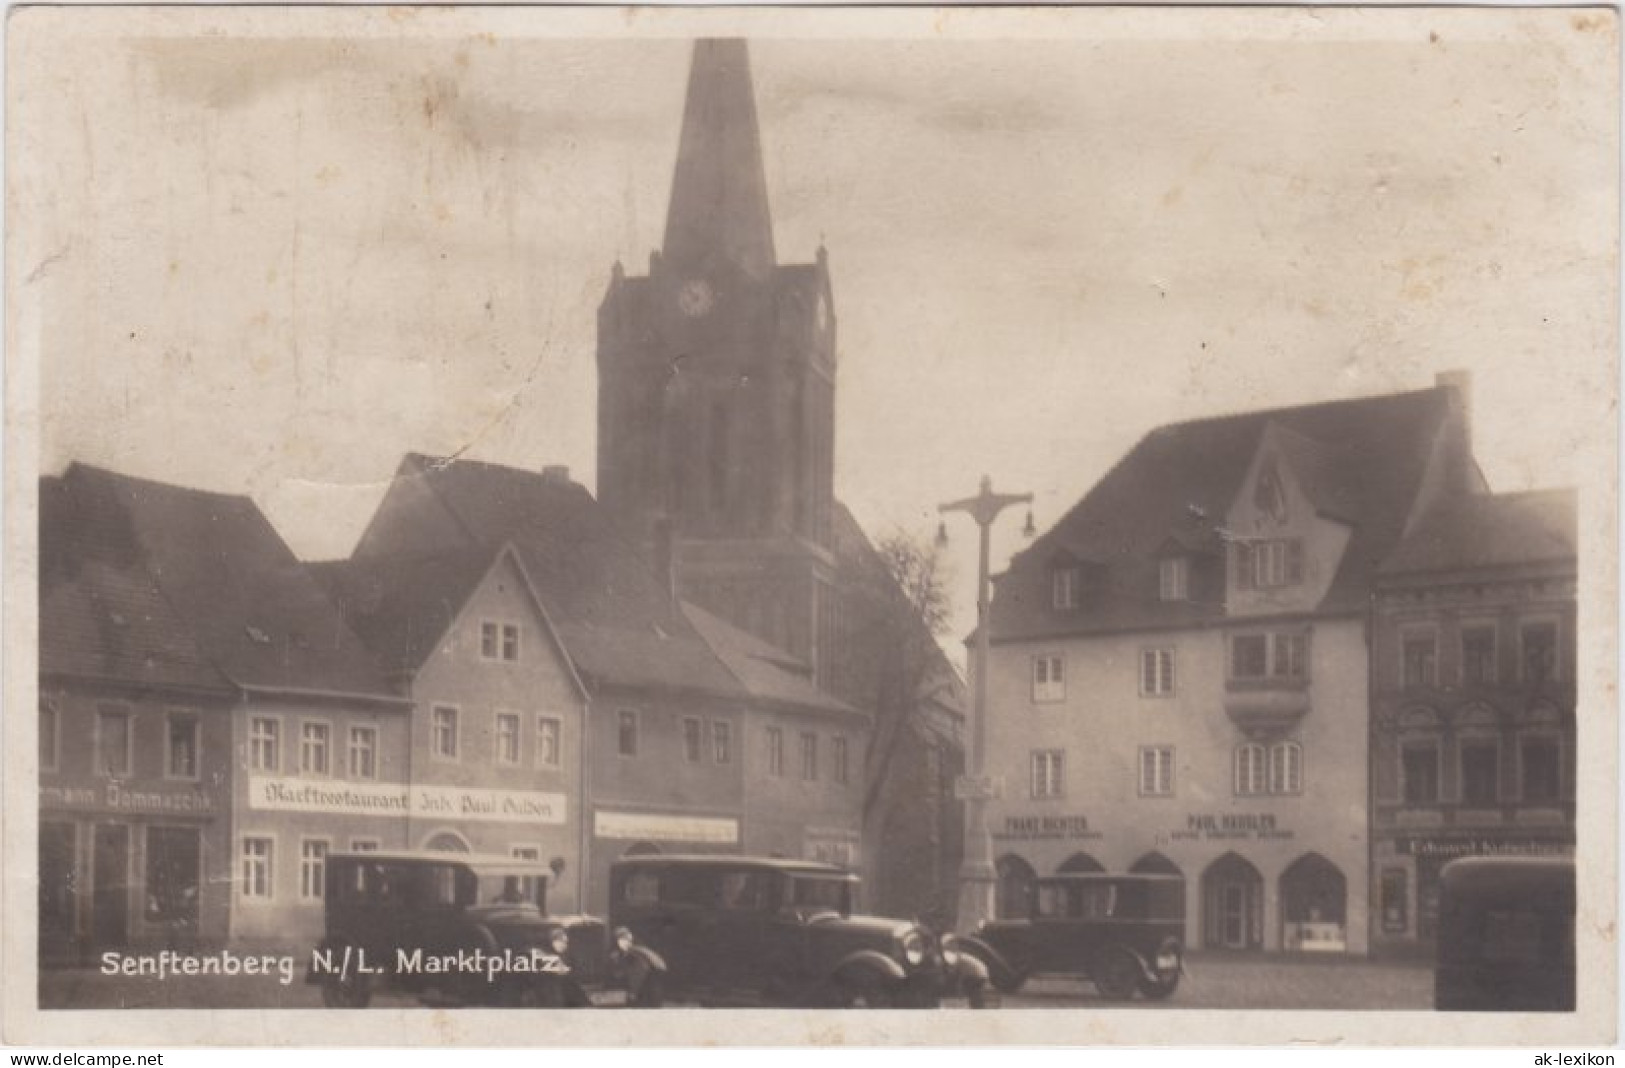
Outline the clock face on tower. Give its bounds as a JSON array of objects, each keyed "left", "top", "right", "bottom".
[{"left": 677, "top": 278, "right": 714, "bottom": 318}]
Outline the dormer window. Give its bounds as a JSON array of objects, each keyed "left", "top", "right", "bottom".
[
  {"left": 1159, "top": 557, "right": 1189, "bottom": 602},
  {"left": 1052, "top": 568, "right": 1080, "bottom": 610},
  {"left": 1234, "top": 538, "right": 1303, "bottom": 590}
]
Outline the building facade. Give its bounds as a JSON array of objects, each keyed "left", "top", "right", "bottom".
[
  {"left": 1369, "top": 489, "right": 1578, "bottom": 954},
  {"left": 981, "top": 374, "right": 1486, "bottom": 955}
]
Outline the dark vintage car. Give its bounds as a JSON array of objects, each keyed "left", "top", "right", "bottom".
[
  {"left": 307, "top": 851, "right": 610, "bottom": 1008},
  {"left": 960, "top": 872, "right": 1185, "bottom": 1000},
  {"left": 1434, "top": 855, "right": 1575, "bottom": 1012},
  {"left": 608, "top": 854, "right": 987, "bottom": 1008}
]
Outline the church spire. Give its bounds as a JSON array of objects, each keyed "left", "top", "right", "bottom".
[{"left": 662, "top": 39, "right": 777, "bottom": 279}]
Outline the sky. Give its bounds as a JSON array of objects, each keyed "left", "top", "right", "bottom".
[{"left": 17, "top": 6, "right": 1618, "bottom": 659}]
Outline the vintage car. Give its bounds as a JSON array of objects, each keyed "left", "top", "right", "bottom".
[
  {"left": 307, "top": 851, "right": 608, "bottom": 1008},
  {"left": 960, "top": 872, "right": 1185, "bottom": 1000},
  {"left": 1434, "top": 855, "right": 1575, "bottom": 1012},
  {"left": 608, "top": 854, "right": 987, "bottom": 1008}
]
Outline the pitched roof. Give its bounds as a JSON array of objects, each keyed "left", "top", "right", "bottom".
[
  {"left": 990, "top": 385, "right": 1455, "bottom": 641},
  {"left": 1379, "top": 488, "right": 1578, "bottom": 577},
  {"left": 44, "top": 463, "right": 397, "bottom": 699},
  {"left": 346, "top": 454, "right": 741, "bottom": 697},
  {"left": 681, "top": 602, "right": 862, "bottom": 718}
]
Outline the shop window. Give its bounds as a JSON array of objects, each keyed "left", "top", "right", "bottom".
[
  {"left": 1280, "top": 853, "right": 1347, "bottom": 952},
  {"left": 1140, "top": 648, "right": 1175, "bottom": 697},
  {"left": 683, "top": 718, "right": 703, "bottom": 763},
  {"left": 241, "top": 837, "right": 274, "bottom": 900},
  {"left": 96, "top": 706, "right": 132, "bottom": 777},
  {"left": 1139, "top": 746, "right": 1174, "bottom": 796},
  {"left": 995, "top": 855, "right": 1036, "bottom": 919},
  {"left": 432, "top": 707, "right": 459, "bottom": 760},
  {"left": 1032, "top": 654, "right": 1065, "bottom": 703},
  {"left": 537, "top": 716, "right": 561, "bottom": 768},
  {"left": 1520, "top": 736, "right": 1562, "bottom": 802},
  {"left": 712, "top": 721, "right": 733, "bottom": 765},
  {"left": 1401, "top": 742, "right": 1441, "bottom": 804},
  {"left": 616, "top": 710, "right": 638, "bottom": 758},
  {"left": 766, "top": 726, "right": 784, "bottom": 777},
  {"left": 145, "top": 826, "right": 200, "bottom": 930},
  {"left": 300, "top": 839, "right": 329, "bottom": 901},
  {"left": 1459, "top": 739, "right": 1500, "bottom": 805},
  {"left": 249, "top": 716, "right": 280, "bottom": 772},
  {"left": 1461, "top": 624, "right": 1498, "bottom": 686},
  {"left": 1381, "top": 868, "right": 1409, "bottom": 934},
  {"left": 1401, "top": 629, "right": 1438, "bottom": 688},
  {"left": 1521, "top": 622, "right": 1559, "bottom": 684},
  {"left": 348, "top": 726, "right": 378, "bottom": 780},
  {"left": 1030, "top": 749, "right": 1064, "bottom": 798},
  {"left": 1159, "top": 557, "right": 1189, "bottom": 602},
  {"left": 300, "top": 722, "right": 331, "bottom": 776},
  {"left": 495, "top": 712, "right": 521, "bottom": 765}
]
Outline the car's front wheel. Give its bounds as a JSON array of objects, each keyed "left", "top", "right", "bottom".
[
  {"left": 826, "top": 969, "right": 897, "bottom": 1008},
  {"left": 1093, "top": 947, "right": 1142, "bottom": 1001}
]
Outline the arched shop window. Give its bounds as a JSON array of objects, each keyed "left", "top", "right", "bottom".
[
  {"left": 1201, "top": 852, "right": 1263, "bottom": 950},
  {"left": 1279, "top": 852, "right": 1347, "bottom": 952},
  {"left": 1130, "top": 851, "right": 1183, "bottom": 877},
  {"left": 1056, "top": 852, "right": 1105, "bottom": 874},
  {"left": 623, "top": 841, "right": 662, "bottom": 857},
  {"left": 422, "top": 831, "right": 471, "bottom": 852},
  {"left": 995, "top": 854, "right": 1036, "bottom": 919}
]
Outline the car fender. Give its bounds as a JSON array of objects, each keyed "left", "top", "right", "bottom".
[
  {"left": 953, "top": 952, "right": 990, "bottom": 984},
  {"left": 1108, "top": 944, "right": 1160, "bottom": 985},
  {"left": 829, "top": 949, "right": 907, "bottom": 984},
  {"left": 621, "top": 943, "right": 668, "bottom": 974},
  {"left": 957, "top": 935, "right": 1018, "bottom": 981}
]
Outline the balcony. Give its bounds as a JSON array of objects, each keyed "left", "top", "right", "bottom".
[{"left": 1223, "top": 682, "right": 1311, "bottom": 735}]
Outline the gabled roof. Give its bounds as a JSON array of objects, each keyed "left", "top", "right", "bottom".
[
  {"left": 346, "top": 454, "right": 740, "bottom": 697},
  {"left": 42, "top": 464, "right": 396, "bottom": 699},
  {"left": 681, "top": 602, "right": 862, "bottom": 718},
  {"left": 1379, "top": 488, "right": 1577, "bottom": 577},
  {"left": 991, "top": 385, "right": 1455, "bottom": 641}
]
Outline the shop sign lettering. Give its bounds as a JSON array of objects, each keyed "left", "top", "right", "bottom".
[
  {"left": 1396, "top": 837, "right": 1572, "bottom": 858},
  {"left": 1172, "top": 813, "right": 1294, "bottom": 842},
  {"left": 248, "top": 776, "right": 565, "bottom": 825},
  {"left": 992, "top": 815, "right": 1099, "bottom": 841},
  {"left": 41, "top": 782, "right": 218, "bottom": 814}
]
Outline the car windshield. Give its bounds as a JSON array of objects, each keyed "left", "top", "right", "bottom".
[
  {"left": 474, "top": 869, "right": 548, "bottom": 910},
  {"left": 786, "top": 876, "right": 851, "bottom": 915}
]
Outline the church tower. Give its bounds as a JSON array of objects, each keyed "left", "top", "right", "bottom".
[{"left": 598, "top": 39, "right": 840, "bottom": 679}]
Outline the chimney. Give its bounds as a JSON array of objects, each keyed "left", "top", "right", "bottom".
[
  {"left": 541, "top": 465, "right": 570, "bottom": 485},
  {"left": 1434, "top": 369, "right": 1476, "bottom": 494}
]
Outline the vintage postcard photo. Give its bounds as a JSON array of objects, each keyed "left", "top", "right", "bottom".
[{"left": 4, "top": 4, "right": 1618, "bottom": 1047}]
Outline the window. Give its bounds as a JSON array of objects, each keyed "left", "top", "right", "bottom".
[
  {"left": 1234, "top": 743, "right": 1266, "bottom": 796},
  {"left": 766, "top": 727, "right": 784, "bottom": 777},
  {"left": 1268, "top": 741, "right": 1302, "bottom": 794},
  {"left": 481, "top": 621, "right": 519, "bottom": 661},
  {"left": 1230, "top": 631, "right": 1308, "bottom": 682},
  {"left": 1052, "top": 568, "right": 1080, "bottom": 610},
  {"left": 800, "top": 732, "right": 818, "bottom": 781},
  {"left": 1521, "top": 622, "right": 1559, "bottom": 683},
  {"left": 166, "top": 714, "right": 200, "bottom": 779},
  {"left": 241, "top": 837, "right": 273, "bottom": 899},
  {"left": 349, "top": 838, "right": 380, "bottom": 853},
  {"left": 495, "top": 712, "right": 521, "bottom": 765},
  {"left": 617, "top": 710, "right": 639, "bottom": 757},
  {"left": 432, "top": 707, "right": 459, "bottom": 760},
  {"left": 683, "top": 718, "right": 703, "bottom": 763},
  {"left": 537, "top": 716, "right": 561, "bottom": 768},
  {"left": 300, "top": 839, "right": 328, "bottom": 901},
  {"left": 711, "top": 721, "right": 732, "bottom": 765},
  {"left": 1520, "top": 737, "right": 1561, "bottom": 802},
  {"left": 299, "top": 722, "right": 331, "bottom": 776},
  {"left": 1032, "top": 654, "right": 1065, "bottom": 702},
  {"left": 1402, "top": 629, "right": 1438, "bottom": 688},
  {"left": 1401, "top": 742, "right": 1440, "bottom": 804},
  {"left": 348, "top": 726, "right": 378, "bottom": 779},
  {"left": 1236, "top": 538, "right": 1304, "bottom": 590},
  {"left": 1031, "top": 750, "right": 1064, "bottom": 799},
  {"left": 1139, "top": 746, "right": 1174, "bottom": 796},
  {"left": 1460, "top": 739, "right": 1500, "bottom": 805},
  {"left": 1159, "top": 557, "right": 1189, "bottom": 602},
  {"left": 96, "top": 706, "right": 132, "bottom": 777},
  {"left": 1140, "top": 649, "right": 1175, "bottom": 696},
  {"left": 40, "top": 698, "right": 58, "bottom": 773},
  {"left": 249, "top": 716, "right": 280, "bottom": 772},
  {"left": 1460, "top": 624, "right": 1497, "bottom": 686},
  {"left": 833, "top": 736, "right": 849, "bottom": 785}
]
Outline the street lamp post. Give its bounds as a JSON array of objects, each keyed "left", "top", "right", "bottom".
[{"left": 938, "top": 474, "right": 1034, "bottom": 934}]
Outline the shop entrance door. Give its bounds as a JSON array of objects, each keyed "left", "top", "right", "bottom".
[
  {"left": 1220, "top": 884, "right": 1247, "bottom": 947},
  {"left": 145, "top": 826, "right": 201, "bottom": 944},
  {"left": 39, "top": 822, "right": 78, "bottom": 960},
  {"left": 1201, "top": 852, "right": 1264, "bottom": 950},
  {"left": 92, "top": 824, "right": 129, "bottom": 948}
]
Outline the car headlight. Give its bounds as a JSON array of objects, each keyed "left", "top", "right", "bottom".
[
  {"left": 614, "top": 926, "right": 635, "bottom": 954},
  {"left": 940, "top": 934, "right": 961, "bottom": 967},
  {"left": 549, "top": 929, "right": 570, "bottom": 956},
  {"left": 901, "top": 929, "right": 927, "bottom": 967}
]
